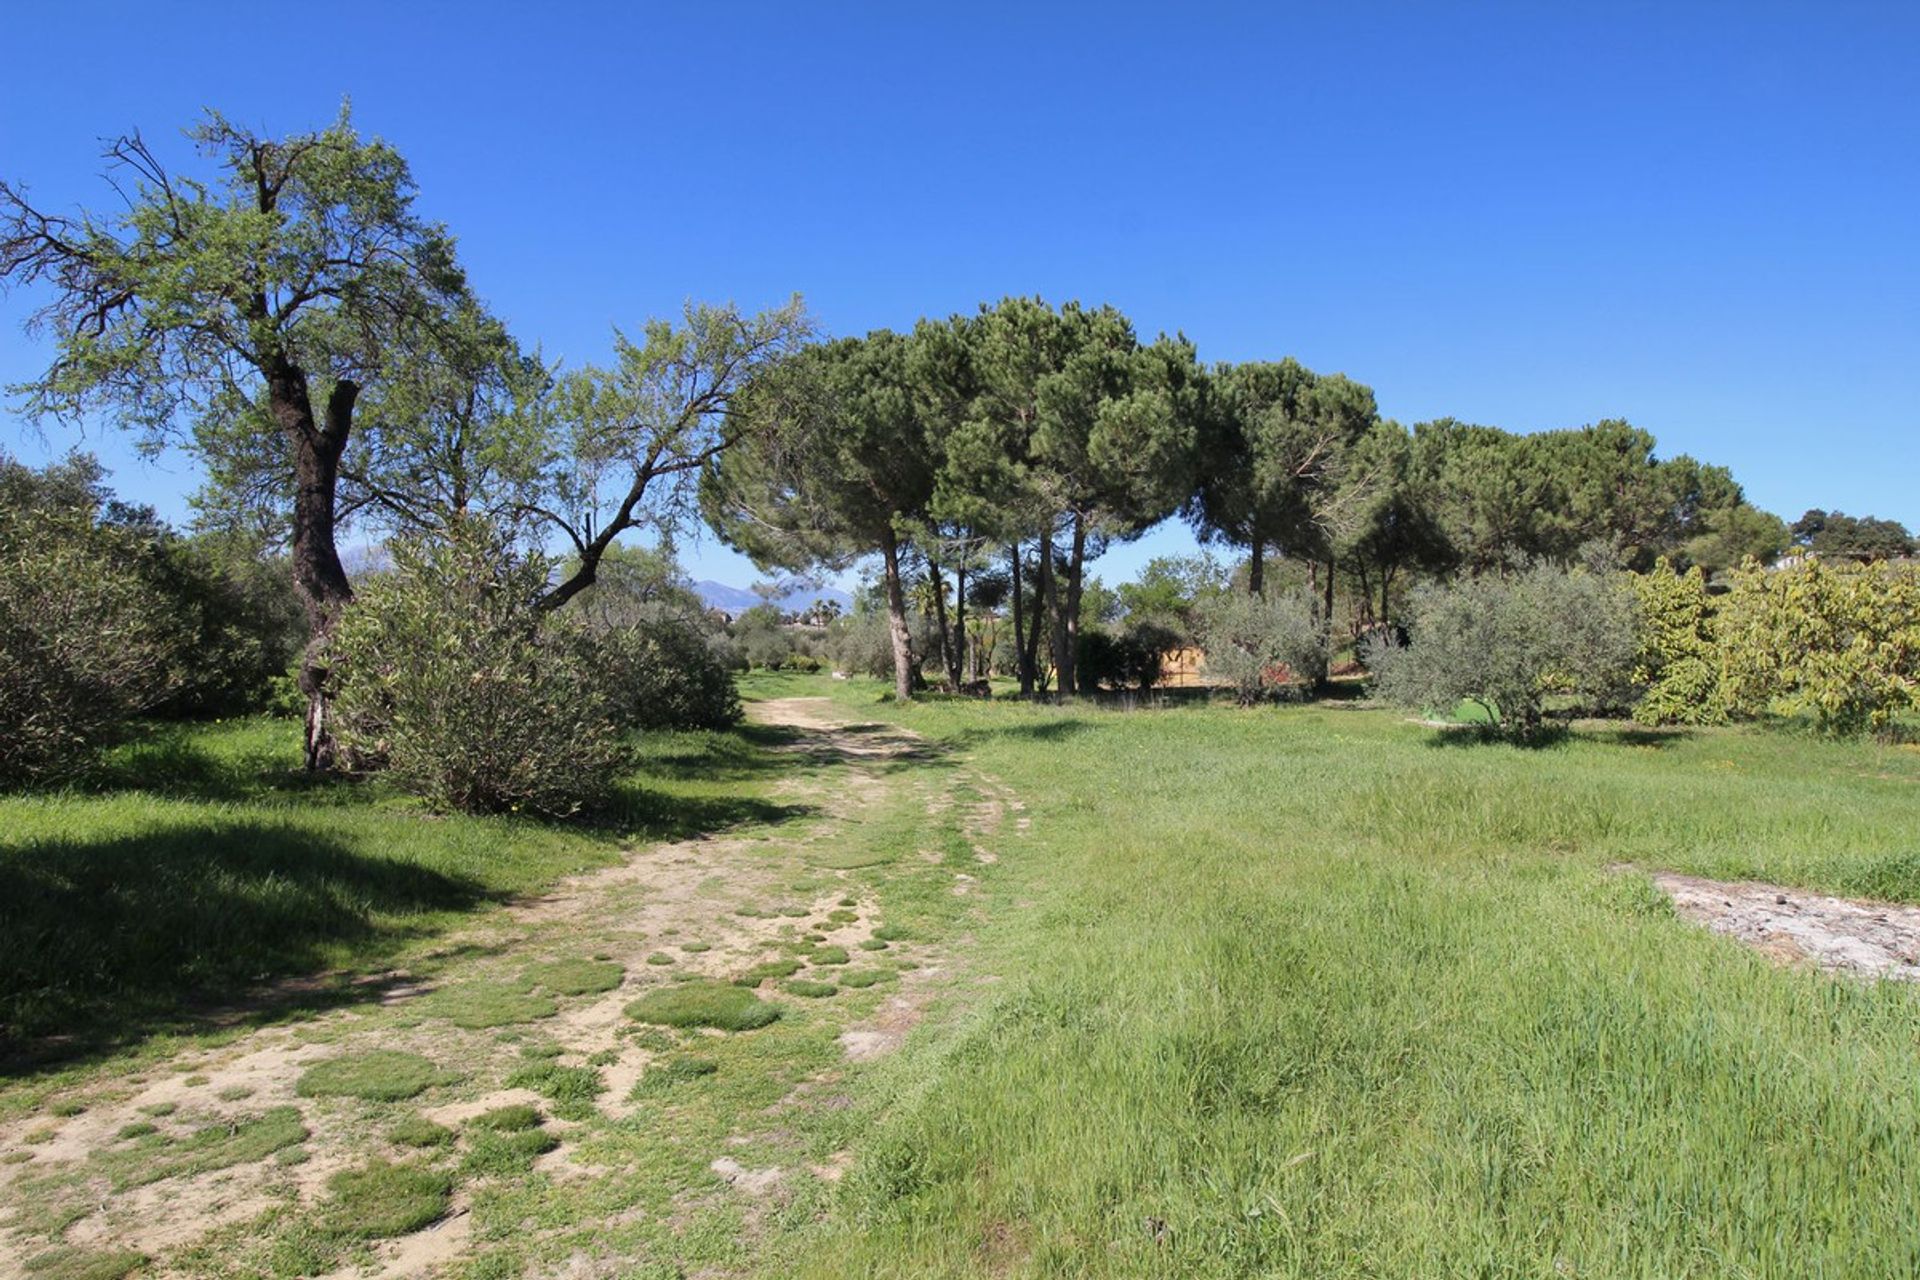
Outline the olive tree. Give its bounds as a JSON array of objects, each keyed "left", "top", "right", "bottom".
[
  {"left": 1372, "top": 563, "right": 1640, "bottom": 740},
  {"left": 1, "top": 108, "right": 472, "bottom": 769}
]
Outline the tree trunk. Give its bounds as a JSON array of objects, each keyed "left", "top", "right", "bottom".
[
  {"left": 1039, "top": 529, "right": 1064, "bottom": 701},
  {"left": 953, "top": 563, "right": 968, "bottom": 687},
  {"left": 1248, "top": 538, "right": 1265, "bottom": 596},
  {"left": 1060, "top": 514, "right": 1087, "bottom": 696},
  {"left": 275, "top": 364, "right": 358, "bottom": 773},
  {"left": 1319, "top": 553, "right": 1337, "bottom": 685},
  {"left": 928, "top": 560, "right": 955, "bottom": 689},
  {"left": 1010, "top": 543, "right": 1035, "bottom": 697},
  {"left": 880, "top": 533, "right": 916, "bottom": 701}
]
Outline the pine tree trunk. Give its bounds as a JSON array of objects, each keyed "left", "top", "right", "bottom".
[
  {"left": 953, "top": 563, "right": 968, "bottom": 687},
  {"left": 1039, "top": 530, "right": 1064, "bottom": 701},
  {"left": 1060, "top": 514, "right": 1087, "bottom": 696},
  {"left": 1248, "top": 538, "right": 1265, "bottom": 596},
  {"left": 881, "top": 533, "right": 915, "bottom": 702},
  {"left": 1011, "top": 543, "right": 1035, "bottom": 697}
]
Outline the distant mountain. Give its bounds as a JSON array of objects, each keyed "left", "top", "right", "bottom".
[{"left": 693, "top": 580, "right": 853, "bottom": 615}]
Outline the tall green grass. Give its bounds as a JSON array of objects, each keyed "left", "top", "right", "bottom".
[{"left": 795, "top": 688, "right": 1920, "bottom": 1277}]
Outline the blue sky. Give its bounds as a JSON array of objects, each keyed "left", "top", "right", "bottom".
[{"left": 3, "top": 2, "right": 1915, "bottom": 589}]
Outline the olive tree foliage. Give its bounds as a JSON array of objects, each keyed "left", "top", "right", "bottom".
[
  {"left": 0, "top": 453, "right": 190, "bottom": 783},
  {"left": 0, "top": 107, "right": 473, "bottom": 770},
  {"left": 330, "top": 527, "right": 623, "bottom": 816},
  {"left": 1372, "top": 563, "right": 1641, "bottom": 740},
  {"left": 1716, "top": 558, "right": 1920, "bottom": 735},
  {"left": 1630, "top": 558, "right": 1725, "bottom": 726},
  {"left": 536, "top": 298, "right": 814, "bottom": 613},
  {"left": 1195, "top": 588, "right": 1328, "bottom": 706}
]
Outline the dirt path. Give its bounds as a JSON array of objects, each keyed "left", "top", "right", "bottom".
[{"left": 0, "top": 696, "right": 1008, "bottom": 1280}]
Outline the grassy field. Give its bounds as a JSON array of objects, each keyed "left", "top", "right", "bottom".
[{"left": 5, "top": 676, "right": 1920, "bottom": 1277}]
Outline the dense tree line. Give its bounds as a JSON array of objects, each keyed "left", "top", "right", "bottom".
[{"left": 3, "top": 109, "right": 1913, "bottom": 800}]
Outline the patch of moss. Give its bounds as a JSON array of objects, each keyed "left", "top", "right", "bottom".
[
  {"left": 645, "top": 952, "right": 676, "bottom": 966},
  {"left": 781, "top": 978, "right": 838, "bottom": 998},
  {"left": 321, "top": 1160, "right": 452, "bottom": 1239},
  {"left": 23, "top": 1247, "right": 148, "bottom": 1280},
  {"left": 827, "top": 910, "right": 859, "bottom": 924},
  {"left": 837, "top": 897, "right": 858, "bottom": 908},
  {"left": 425, "top": 983, "right": 558, "bottom": 1029},
  {"left": 626, "top": 981, "right": 781, "bottom": 1031},
  {"left": 733, "top": 958, "right": 804, "bottom": 987},
  {"left": 679, "top": 941, "right": 712, "bottom": 954},
  {"left": 857, "top": 938, "right": 890, "bottom": 951},
  {"left": 812, "top": 946, "right": 851, "bottom": 966},
  {"left": 389, "top": 1115, "right": 454, "bottom": 1149},
  {"left": 296, "top": 1050, "right": 445, "bottom": 1102},
  {"left": 519, "top": 958, "right": 625, "bottom": 997},
  {"left": 840, "top": 969, "right": 895, "bottom": 989},
  {"left": 778, "top": 905, "right": 811, "bottom": 918}
]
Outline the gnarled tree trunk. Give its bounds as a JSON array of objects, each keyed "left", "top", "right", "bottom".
[
  {"left": 880, "top": 532, "right": 915, "bottom": 702},
  {"left": 272, "top": 360, "right": 358, "bottom": 771}
]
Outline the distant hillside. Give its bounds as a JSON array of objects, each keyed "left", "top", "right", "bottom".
[{"left": 693, "top": 580, "right": 853, "bottom": 614}]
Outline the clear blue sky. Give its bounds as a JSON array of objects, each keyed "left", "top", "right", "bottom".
[{"left": 3, "top": 2, "right": 1915, "bottom": 589}]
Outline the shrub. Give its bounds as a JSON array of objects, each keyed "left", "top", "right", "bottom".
[
  {"left": 330, "top": 528, "right": 624, "bottom": 816},
  {"left": 1372, "top": 563, "right": 1640, "bottom": 740},
  {"left": 0, "top": 455, "right": 188, "bottom": 783},
  {"left": 1631, "top": 558, "right": 1726, "bottom": 725},
  {"left": 1196, "top": 588, "right": 1328, "bottom": 705},
  {"left": 1077, "top": 620, "right": 1179, "bottom": 692},
  {"left": 594, "top": 612, "right": 742, "bottom": 731},
  {"left": 1716, "top": 557, "right": 1920, "bottom": 735}
]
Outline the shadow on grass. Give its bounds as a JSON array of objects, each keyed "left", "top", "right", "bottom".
[
  {"left": 1418, "top": 722, "right": 1573, "bottom": 750},
  {"left": 74, "top": 722, "right": 348, "bottom": 806},
  {"left": 594, "top": 785, "right": 817, "bottom": 844},
  {"left": 0, "top": 824, "right": 483, "bottom": 1076},
  {"left": 955, "top": 718, "right": 1096, "bottom": 747}
]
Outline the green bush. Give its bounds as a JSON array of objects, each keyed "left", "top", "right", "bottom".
[
  {"left": 1717, "top": 557, "right": 1920, "bottom": 734},
  {"left": 1077, "top": 620, "right": 1180, "bottom": 692},
  {"left": 330, "top": 528, "right": 624, "bottom": 815},
  {"left": 595, "top": 612, "right": 742, "bottom": 731},
  {"left": 1373, "top": 563, "right": 1640, "bottom": 740},
  {"left": 0, "top": 454, "right": 188, "bottom": 784},
  {"left": 1196, "top": 588, "right": 1327, "bottom": 705},
  {"left": 1631, "top": 558, "right": 1725, "bottom": 725}
]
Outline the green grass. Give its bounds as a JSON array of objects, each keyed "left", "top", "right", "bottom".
[
  {"left": 625, "top": 981, "right": 782, "bottom": 1031},
  {"left": 22, "top": 1247, "right": 148, "bottom": 1280},
  {"left": 321, "top": 1159, "right": 452, "bottom": 1239},
  {"left": 519, "top": 957, "right": 625, "bottom": 996},
  {"left": 503, "top": 1061, "right": 605, "bottom": 1118},
  {"left": 105, "top": 1106, "right": 307, "bottom": 1189},
  {"left": 780, "top": 978, "right": 838, "bottom": 998},
  {"left": 733, "top": 958, "right": 804, "bottom": 987},
  {"left": 775, "top": 676, "right": 1920, "bottom": 1278},
  {"left": 388, "top": 1115, "right": 454, "bottom": 1148},
  {"left": 469, "top": 1103, "right": 543, "bottom": 1132},
  {"left": 424, "top": 982, "right": 559, "bottom": 1029},
  {"left": 0, "top": 716, "right": 798, "bottom": 1069},
  {"left": 810, "top": 946, "right": 850, "bottom": 966},
  {"left": 630, "top": 1056, "right": 720, "bottom": 1098},
  {"left": 295, "top": 1050, "right": 445, "bottom": 1102}
]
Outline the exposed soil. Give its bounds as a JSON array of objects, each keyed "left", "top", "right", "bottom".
[
  {"left": 0, "top": 696, "right": 1000, "bottom": 1279},
  {"left": 1652, "top": 871, "right": 1920, "bottom": 981}
]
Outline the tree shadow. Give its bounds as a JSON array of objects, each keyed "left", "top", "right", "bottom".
[
  {"left": 954, "top": 719, "right": 1095, "bottom": 747},
  {"left": 1590, "top": 726, "right": 1688, "bottom": 749},
  {"left": 0, "top": 824, "right": 484, "bottom": 1075},
  {"left": 1418, "top": 723, "right": 1573, "bottom": 750}
]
